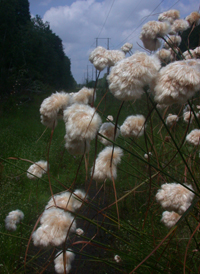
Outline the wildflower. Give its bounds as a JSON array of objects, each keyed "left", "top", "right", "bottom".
[
  {"left": 156, "top": 49, "right": 172, "bottom": 63},
  {"left": 108, "top": 52, "right": 161, "bottom": 101},
  {"left": 156, "top": 183, "right": 194, "bottom": 215},
  {"left": 121, "top": 42, "right": 133, "bottom": 53},
  {"left": 186, "top": 129, "right": 200, "bottom": 146},
  {"left": 183, "top": 47, "right": 200, "bottom": 60},
  {"left": 120, "top": 115, "right": 145, "bottom": 138},
  {"left": 164, "top": 35, "right": 182, "bottom": 49},
  {"left": 158, "top": 10, "right": 180, "bottom": 24},
  {"left": 40, "top": 92, "right": 71, "bottom": 119},
  {"left": 98, "top": 122, "right": 120, "bottom": 146},
  {"left": 161, "top": 211, "right": 181, "bottom": 228},
  {"left": 27, "top": 160, "right": 48, "bottom": 180},
  {"left": 140, "top": 21, "right": 171, "bottom": 51},
  {"left": 76, "top": 228, "right": 84, "bottom": 236},
  {"left": 64, "top": 104, "right": 102, "bottom": 141},
  {"left": 114, "top": 255, "right": 121, "bottom": 263},
  {"left": 106, "top": 115, "right": 114, "bottom": 121},
  {"left": 153, "top": 59, "right": 200, "bottom": 105},
  {"left": 54, "top": 250, "right": 75, "bottom": 274},
  {"left": 45, "top": 189, "right": 86, "bottom": 211},
  {"left": 166, "top": 114, "right": 179, "bottom": 127},
  {"left": 89, "top": 46, "right": 109, "bottom": 71},
  {"left": 5, "top": 210, "right": 24, "bottom": 231},
  {"left": 70, "top": 87, "right": 95, "bottom": 105},
  {"left": 186, "top": 11, "right": 200, "bottom": 26},
  {"left": 40, "top": 114, "right": 58, "bottom": 129},
  {"left": 183, "top": 111, "right": 196, "bottom": 123},
  {"left": 32, "top": 208, "right": 76, "bottom": 247},
  {"left": 91, "top": 146, "right": 123, "bottom": 182},
  {"left": 170, "top": 19, "right": 189, "bottom": 34},
  {"left": 64, "top": 135, "right": 90, "bottom": 155}
]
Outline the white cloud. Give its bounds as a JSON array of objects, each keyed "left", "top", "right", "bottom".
[{"left": 42, "top": 0, "right": 200, "bottom": 83}]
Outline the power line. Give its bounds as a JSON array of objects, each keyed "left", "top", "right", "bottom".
[{"left": 97, "top": 0, "right": 115, "bottom": 38}]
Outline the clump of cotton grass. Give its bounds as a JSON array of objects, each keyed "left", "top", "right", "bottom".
[
  {"left": 45, "top": 189, "right": 86, "bottom": 211},
  {"left": 161, "top": 211, "right": 181, "bottom": 228},
  {"left": 64, "top": 135, "right": 90, "bottom": 155},
  {"left": 108, "top": 52, "right": 161, "bottom": 101},
  {"left": 140, "top": 21, "right": 171, "bottom": 51},
  {"left": 156, "top": 183, "right": 194, "bottom": 215},
  {"left": 63, "top": 104, "right": 102, "bottom": 141},
  {"left": 27, "top": 160, "right": 48, "bottom": 180},
  {"left": 144, "top": 152, "right": 152, "bottom": 159},
  {"left": 114, "top": 255, "right": 121, "bottom": 263},
  {"left": 106, "top": 49, "right": 125, "bottom": 66},
  {"left": 186, "top": 129, "right": 200, "bottom": 146},
  {"left": 91, "top": 146, "right": 123, "bottom": 182},
  {"left": 156, "top": 49, "right": 172, "bottom": 63},
  {"left": 54, "top": 250, "right": 75, "bottom": 274},
  {"left": 70, "top": 87, "right": 95, "bottom": 105},
  {"left": 164, "top": 35, "right": 182, "bottom": 49},
  {"left": 158, "top": 9, "right": 180, "bottom": 24},
  {"left": 120, "top": 115, "right": 146, "bottom": 138},
  {"left": 183, "top": 111, "right": 196, "bottom": 124},
  {"left": 32, "top": 208, "right": 76, "bottom": 247},
  {"left": 121, "top": 42, "right": 133, "bottom": 53},
  {"left": 40, "top": 92, "right": 71, "bottom": 120},
  {"left": 153, "top": 59, "right": 200, "bottom": 105},
  {"left": 186, "top": 11, "right": 200, "bottom": 26},
  {"left": 76, "top": 228, "right": 84, "bottom": 236},
  {"left": 98, "top": 122, "right": 120, "bottom": 146},
  {"left": 166, "top": 114, "right": 179, "bottom": 127},
  {"left": 5, "top": 210, "right": 24, "bottom": 231},
  {"left": 183, "top": 47, "right": 200, "bottom": 60},
  {"left": 170, "top": 19, "right": 189, "bottom": 34},
  {"left": 89, "top": 46, "right": 109, "bottom": 71}
]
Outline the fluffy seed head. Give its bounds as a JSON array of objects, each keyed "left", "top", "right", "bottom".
[
  {"left": 158, "top": 10, "right": 180, "bottom": 24},
  {"left": 170, "top": 19, "right": 190, "bottom": 34},
  {"left": 153, "top": 59, "right": 200, "bottom": 105},
  {"left": 156, "top": 183, "right": 194, "bottom": 215},
  {"left": 27, "top": 160, "right": 48, "bottom": 180},
  {"left": 98, "top": 122, "right": 120, "bottom": 146},
  {"left": 40, "top": 92, "right": 71, "bottom": 119},
  {"left": 161, "top": 211, "right": 181, "bottom": 228},
  {"left": 140, "top": 21, "right": 171, "bottom": 51},
  {"left": 186, "top": 11, "right": 200, "bottom": 26},
  {"left": 32, "top": 208, "right": 76, "bottom": 247},
  {"left": 186, "top": 129, "right": 200, "bottom": 146},
  {"left": 106, "top": 115, "right": 114, "bottom": 121},
  {"left": 165, "top": 114, "right": 179, "bottom": 127},
  {"left": 54, "top": 250, "right": 75, "bottom": 274},
  {"left": 89, "top": 46, "right": 109, "bottom": 71},
  {"left": 156, "top": 49, "right": 172, "bottom": 63},
  {"left": 64, "top": 135, "right": 90, "bottom": 155},
  {"left": 120, "top": 115, "right": 146, "bottom": 138},
  {"left": 5, "top": 210, "right": 24, "bottom": 231},
  {"left": 164, "top": 35, "right": 182, "bottom": 49},
  {"left": 108, "top": 52, "right": 161, "bottom": 101},
  {"left": 183, "top": 111, "right": 196, "bottom": 123},
  {"left": 91, "top": 146, "right": 123, "bottom": 182},
  {"left": 183, "top": 47, "right": 200, "bottom": 60},
  {"left": 106, "top": 50, "right": 125, "bottom": 66},
  {"left": 40, "top": 114, "right": 57, "bottom": 129},
  {"left": 121, "top": 42, "right": 133, "bottom": 53},
  {"left": 64, "top": 104, "right": 102, "bottom": 141},
  {"left": 71, "top": 87, "right": 95, "bottom": 105}
]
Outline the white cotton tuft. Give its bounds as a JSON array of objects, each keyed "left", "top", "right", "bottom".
[
  {"left": 54, "top": 250, "right": 75, "bottom": 274},
  {"left": 121, "top": 42, "right": 133, "bottom": 53},
  {"left": 107, "top": 52, "right": 161, "bottom": 101},
  {"left": 186, "top": 129, "right": 200, "bottom": 146},
  {"left": 170, "top": 19, "right": 190, "bottom": 34},
  {"left": 98, "top": 122, "right": 120, "bottom": 146},
  {"left": 5, "top": 209, "right": 24, "bottom": 231},
  {"left": 156, "top": 183, "right": 194, "bottom": 215},
  {"left": 32, "top": 208, "right": 76, "bottom": 247},
  {"left": 91, "top": 146, "right": 123, "bottom": 182},
  {"left": 27, "top": 160, "right": 48, "bottom": 180},
  {"left": 156, "top": 49, "right": 172, "bottom": 63},
  {"left": 120, "top": 115, "right": 146, "bottom": 138},
  {"left": 158, "top": 10, "right": 180, "bottom": 24},
  {"left": 186, "top": 11, "right": 200, "bottom": 26},
  {"left": 164, "top": 35, "right": 182, "bottom": 49},
  {"left": 70, "top": 87, "right": 95, "bottom": 105},
  {"left": 64, "top": 104, "right": 102, "bottom": 141},
  {"left": 165, "top": 114, "right": 179, "bottom": 127},
  {"left": 89, "top": 46, "right": 109, "bottom": 71},
  {"left": 161, "top": 211, "right": 181, "bottom": 228}
]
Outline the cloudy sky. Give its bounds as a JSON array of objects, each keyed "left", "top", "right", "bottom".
[{"left": 29, "top": 0, "right": 200, "bottom": 84}]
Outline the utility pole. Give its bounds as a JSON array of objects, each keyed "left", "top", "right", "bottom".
[{"left": 95, "top": 38, "right": 110, "bottom": 81}]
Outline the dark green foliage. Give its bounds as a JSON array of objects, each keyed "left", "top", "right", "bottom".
[
  {"left": 0, "top": 0, "right": 76, "bottom": 97},
  {"left": 179, "top": 25, "right": 200, "bottom": 52}
]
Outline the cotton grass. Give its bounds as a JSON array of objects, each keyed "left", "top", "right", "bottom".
[
  {"left": 186, "top": 11, "right": 200, "bottom": 26},
  {"left": 54, "top": 250, "right": 75, "bottom": 274},
  {"left": 120, "top": 115, "right": 145, "bottom": 138},
  {"left": 161, "top": 211, "right": 181, "bottom": 228},
  {"left": 70, "top": 87, "right": 95, "bottom": 105},
  {"left": 165, "top": 114, "right": 179, "bottom": 127},
  {"left": 121, "top": 42, "right": 133, "bottom": 53},
  {"left": 186, "top": 129, "right": 200, "bottom": 146},
  {"left": 27, "top": 160, "right": 48, "bottom": 180},
  {"left": 98, "top": 122, "right": 120, "bottom": 146},
  {"left": 158, "top": 10, "right": 180, "bottom": 24},
  {"left": 5, "top": 210, "right": 24, "bottom": 231}
]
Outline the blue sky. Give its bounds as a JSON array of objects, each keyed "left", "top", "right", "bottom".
[{"left": 28, "top": 0, "right": 200, "bottom": 84}]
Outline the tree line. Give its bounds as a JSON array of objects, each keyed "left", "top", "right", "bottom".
[{"left": 0, "top": 0, "right": 76, "bottom": 98}]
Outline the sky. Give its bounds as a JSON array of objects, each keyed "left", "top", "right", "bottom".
[{"left": 29, "top": 0, "right": 200, "bottom": 84}]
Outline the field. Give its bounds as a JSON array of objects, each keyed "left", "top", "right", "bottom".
[{"left": 0, "top": 88, "right": 200, "bottom": 273}]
